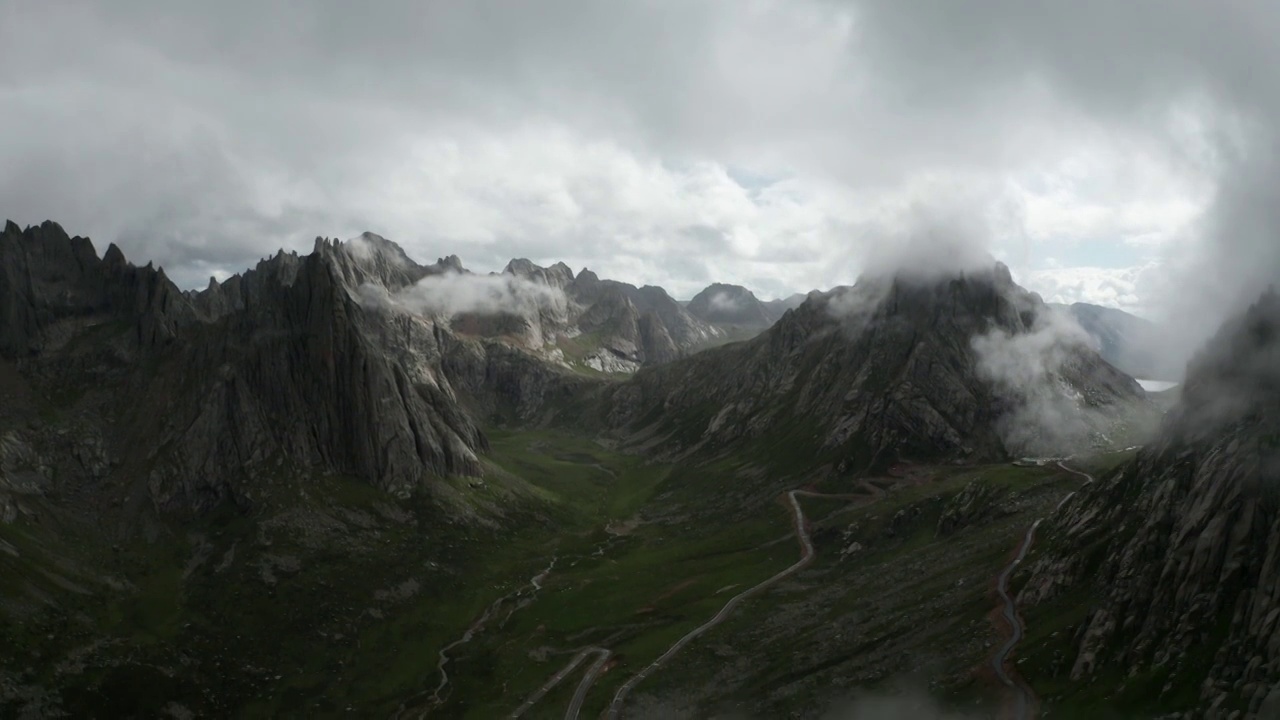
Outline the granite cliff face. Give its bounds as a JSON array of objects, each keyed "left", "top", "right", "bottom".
[
  {"left": 1022, "top": 290, "right": 1280, "bottom": 719},
  {"left": 0, "top": 222, "right": 563, "bottom": 515},
  {"left": 604, "top": 264, "right": 1146, "bottom": 470},
  {"left": 0, "top": 220, "right": 196, "bottom": 358},
  {"left": 143, "top": 238, "right": 493, "bottom": 510}
]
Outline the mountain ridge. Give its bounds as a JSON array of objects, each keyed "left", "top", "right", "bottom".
[
  {"left": 602, "top": 263, "right": 1148, "bottom": 475},
  {"left": 1021, "top": 289, "right": 1280, "bottom": 717}
]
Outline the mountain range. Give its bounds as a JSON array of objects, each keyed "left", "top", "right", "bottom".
[{"left": 0, "top": 219, "right": 1271, "bottom": 718}]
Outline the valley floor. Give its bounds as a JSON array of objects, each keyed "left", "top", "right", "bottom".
[{"left": 2, "top": 429, "right": 1137, "bottom": 718}]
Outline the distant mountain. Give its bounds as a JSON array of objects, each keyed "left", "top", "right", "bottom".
[
  {"left": 686, "top": 283, "right": 774, "bottom": 327},
  {"left": 685, "top": 284, "right": 810, "bottom": 331},
  {"left": 763, "top": 292, "right": 809, "bottom": 321},
  {"left": 494, "top": 260, "right": 723, "bottom": 373},
  {"left": 605, "top": 263, "right": 1149, "bottom": 472},
  {"left": 1049, "top": 302, "right": 1177, "bottom": 381},
  {"left": 1023, "top": 289, "right": 1280, "bottom": 717}
]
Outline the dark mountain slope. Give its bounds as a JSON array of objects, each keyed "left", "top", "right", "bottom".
[
  {"left": 0, "top": 222, "right": 499, "bottom": 516},
  {"left": 0, "top": 220, "right": 197, "bottom": 357},
  {"left": 605, "top": 263, "right": 1146, "bottom": 472},
  {"left": 138, "top": 240, "right": 489, "bottom": 511},
  {"left": 1022, "top": 289, "right": 1280, "bottom": 718}
]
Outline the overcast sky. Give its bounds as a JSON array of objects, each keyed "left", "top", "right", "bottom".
[{"left": 3, "top": 1, "right": 1278, "bottom": 341}]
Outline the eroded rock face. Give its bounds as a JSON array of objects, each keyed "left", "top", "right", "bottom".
[
  {"left": 0, "top": 222, "right": 497, "bottom": 513},
  {"left": 504, "top": 258, "right": 574, "bottom": 291},
  {"left": 1021, "top": 290, "right": 1280, "bottom": 718},
  {"left": 1, "top": 220, "right": 196, "bottom": 357}
]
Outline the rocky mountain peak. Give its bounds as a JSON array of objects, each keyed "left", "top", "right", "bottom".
[
  {"left": 608, "top": 263, "right": 1145, "bottom": 468},
  {"left": 435, "top": 254, "right": 465, "bottom": 273},
  {"left": 0, "top": 219, "right": 198, "bottom": 357},
  {"left": 311, "top": 234, "right": 431, "bottom": 294},
  {"left": 504, "top": 258, "right": 575, "bottom": 290}
]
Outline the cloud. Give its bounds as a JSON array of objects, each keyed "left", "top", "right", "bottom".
[
  {"left": 971, "top": 304, "right": 1104, "bottom": 455},
  {"left": 1019, "top": 264, "right": 1159, "bottom": 317},
  {"left": 854, "top": 188, "right": 998, "bottom": 281},
  {"left": 356, "top": 271, "right": 566, "bottom": 319},
  {"left": 1173, "top": 289, "right": 1280, "bottom": 439},
  {"left": 708, "top": 291, "right": 744, "bottom": 313},
  {"left": 847, "top": 0, "right": 1280, "bottom": 360},
  {"left": 2, "top": 0, "right": 1277, "bottom": 351},
  {"left": 343, "top": 234, "right": 406, "bottom": 266}
]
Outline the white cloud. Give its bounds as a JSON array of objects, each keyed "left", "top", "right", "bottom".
[
  {"left": 708, "top": 291, "right": 744, "bottom": 312},
  {"left": 357, "top": 271, "right": 567, "bottom": 319},
  {"left": 972, "top": 305, "right": 1102, "bottom": 454},
  {"left": 1018, "top": 264, "right": 1159, "bottom": 316},
  {"left": 5, "top": 0, "right": 1274, "bottom": 344}
]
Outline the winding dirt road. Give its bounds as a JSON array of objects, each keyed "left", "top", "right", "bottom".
[
  {"left": 1053, "top": 461, "right": 1095, "bottom": 511},
  {"left": 566, "top": 648, "right": 613, "bottom": 719},
  {"left": 990, "top": 461, "right": 1097, "bottom": 720},
  {"left": 517, "top": 463, "right": 1099, "bottom": 719},
  {"left": 992, "top": 519, "right": 1041, "bottom": 720},
  {"left": 510, "top": 646, "right": 611, "bottom": 719},
  {"left": 509, "top": 488, "right": 876, "bottom": 719},
  {"left": 604, "top": 489, "right": 837, "bottom": 719},
  {"left": 397, "top": 556, "right": 560, "bottom": 718}
]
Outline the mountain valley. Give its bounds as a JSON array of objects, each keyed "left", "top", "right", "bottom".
[{"left": 0, "top": 220, "right": 1271, "bottom": 720}]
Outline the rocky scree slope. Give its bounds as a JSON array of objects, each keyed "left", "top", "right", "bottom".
[
  {"left": 0, "top": 222, "right": 584, "bottom": 517},
  {"left": 603, "top": 263, "right": 1146, "bottom": 472},
  {"left": 1021, "top": 289, "right": 1280, "bottom": 719}
]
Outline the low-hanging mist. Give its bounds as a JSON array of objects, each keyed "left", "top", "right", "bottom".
[
  {"left": 355, "top": 270, "right": 568, "bottom": 320},
  {"left": 971, "top": 307, "right": 1097, "bottom": 455}
]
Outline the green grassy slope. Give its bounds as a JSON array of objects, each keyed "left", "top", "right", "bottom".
[{"left": 3, "top": 425, "right": 1170, "bottom": 719}]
